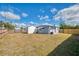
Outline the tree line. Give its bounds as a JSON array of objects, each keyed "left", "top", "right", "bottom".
[
  {"left": 0, "top": 21, "right": 15, "bottom": 30},
  {"left": 0, "top": 21, "right": 79, "bottom": 30},
  {"left": 60, "top": 23, "right": 79, "bottom": 29},
  {"left": 0, "top": 21, "right": 25, "bottom": 32}
]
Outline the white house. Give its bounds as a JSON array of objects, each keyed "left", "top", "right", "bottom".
[{"left": 26, "top": 25, "right": 59, "bottom": 34}]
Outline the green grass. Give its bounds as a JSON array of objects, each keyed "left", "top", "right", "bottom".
[{"left": 0, "top": 33, "right": 71, "bottom": 56}]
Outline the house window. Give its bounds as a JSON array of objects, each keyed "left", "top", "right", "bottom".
[{"left": 39, "top": 28, "right": 45, "bottom": 31}]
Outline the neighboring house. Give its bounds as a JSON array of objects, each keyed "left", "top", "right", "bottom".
[{"left": 26, "top": 25, "right": 59, "bottom": 34}]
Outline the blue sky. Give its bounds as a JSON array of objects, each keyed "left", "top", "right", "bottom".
[{"left": 0, "top": 3, "right": 77, "bottom": 27}]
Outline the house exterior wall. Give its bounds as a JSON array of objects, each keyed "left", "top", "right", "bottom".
[
  {"left": 26, "top": 25, "right": 59, "bottom": 34},
  {"left": 28, "top": 26, "right": 36, "bottom": 34},
  {"left": 36, "top": 26, "right": 59, "bottom": 34},
  {"left": 49, "top": 28, "right": 59, "bottom": 34},
  {"left": 37, "top": 27, "right": 49, "bottom": 34},
  {"left": 54, "top": 28, "right": 59, "bottom": 34}
]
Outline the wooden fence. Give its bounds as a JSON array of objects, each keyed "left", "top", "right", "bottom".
[{"left": 60, "top": 29, "right": 79, "bottom": 34}]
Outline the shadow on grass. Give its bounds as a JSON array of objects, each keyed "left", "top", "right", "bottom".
[{"left": 48, "top": 34, "right": 79, "bottom": 56}]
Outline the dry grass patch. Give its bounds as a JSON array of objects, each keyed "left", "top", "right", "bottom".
[{"left": 0, "top": 33, "right": 71, "bottom": 56}]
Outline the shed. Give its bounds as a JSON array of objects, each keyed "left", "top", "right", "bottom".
[{"left": 27, "top": 26, "right": 36, "bottom": 34}]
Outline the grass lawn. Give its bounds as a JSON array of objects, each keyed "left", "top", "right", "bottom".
[{"left": 0, "top": 33, "right": 74, "bottom": 56}]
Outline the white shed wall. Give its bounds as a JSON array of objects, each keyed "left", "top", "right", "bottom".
[{"left": 28, "top": 26, "right": 36, "bottom": 34}]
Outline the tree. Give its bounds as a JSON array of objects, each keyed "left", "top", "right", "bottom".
[
  {"left": 60, "top": 23, "right": 79, "bottom": 29},
  {"left": 20, "top": 26, "right": 25, "bottom": 32},
  {"left": 0, "top": 21, "right": 15, "bottom": 30},
  {"left": 75, "top": 25, "right": 79, "bottom": 29},
  {"left": 0, "top": 21, "right": 4, "bottom": 27},
  {"left": 4, "top": 22, "right": 15, "bottom": 30}
]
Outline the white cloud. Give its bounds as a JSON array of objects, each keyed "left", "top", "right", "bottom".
[
  {"left": 42, "top": 22, "right": 52, "bottom": 26},
  {"left": 29, "top": 21, "right": 35, "bottom": 24},
  {"left": 22, "top": 13, "right": 28, "bottom": 17},
  {"left": 54, "top": 4, "right": 79, "bottom": 25},
  {"left": 37, "top": 15, "right": 41, "bottom": 18},
  {"left": 65, "top": 19, "right": 79, "bottom": 26},
  {"left": 20, "top": 23, "right": 26, "bottom": 27},
  {"left": 50, "top": 8, "right": 57, "bottom": 14},
  {"left": 8, "top": 6, "right": 22, "bottom": 13},
  {"left": 0, "top": 11, "right": 21, "bottom": 20},
  {"left": 40, "top": 15, "right": 49, "bottom": 20},
  {"left": 28, "top": 21, "right": 39, "bottom": 26},
  {"left": 40, "top": 9, "right": 45, "bottom": 13},
  {"left": 13, "top": 23, "right": 26, "bottom": 28},
  {"left": 39, "top": 15, "right": 49, "bottom": 21}
]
